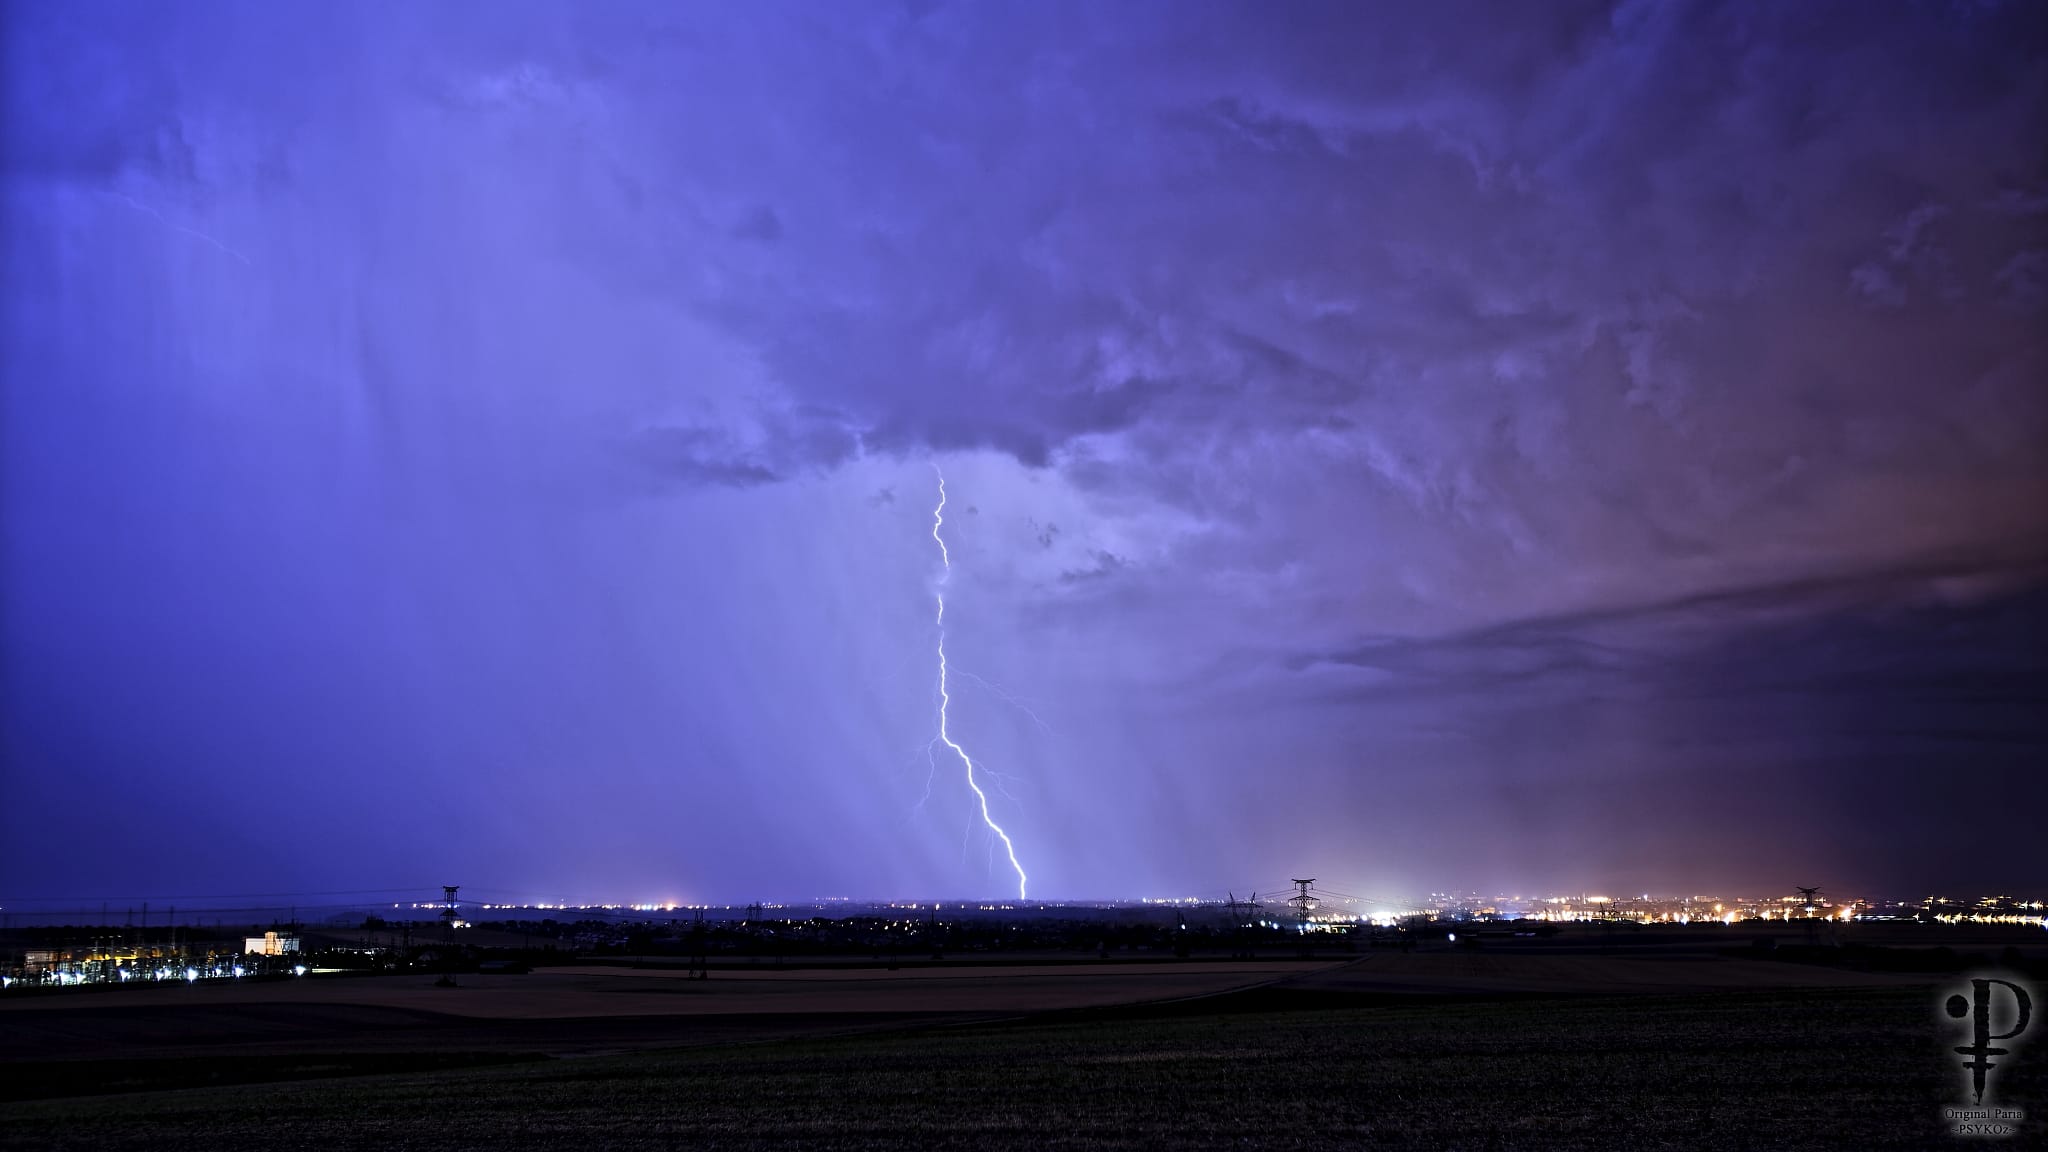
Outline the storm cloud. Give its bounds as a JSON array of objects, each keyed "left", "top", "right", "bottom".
[{"left": 4, "top": 1, "right": 2044, "bottom": 901}]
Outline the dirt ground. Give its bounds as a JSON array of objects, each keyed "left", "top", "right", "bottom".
[
  {"left": 9, "top": 985, "right": 2033, "bottom": 1151},
  {"left": 0, "top": 959, "right": 1336, "bottom": 1061},
  {"left": 1291, "top": 951, "right": 1939, "bottom": 996},
  {"left": 2, "top": 943, "right": 1964, "bottom": 1066}
]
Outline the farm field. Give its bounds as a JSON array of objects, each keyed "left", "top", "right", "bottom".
[
  {"left": 7, "top": 936, "right": 2041, "bottom": 1147},
  {"left": 7, "top": 982, "right": 2034, "bottom": 1151},
  {"left": 0, "top": 958, "right": 1337, "bottom": 1063}
]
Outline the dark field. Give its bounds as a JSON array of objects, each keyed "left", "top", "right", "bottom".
[{"left": 5, "top": 982, "right": 2039, "bottom": 1151}]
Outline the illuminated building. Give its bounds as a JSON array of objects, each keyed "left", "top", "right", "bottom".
[{"left": 243, "top": 931, "right": 301, "bottom": 956}]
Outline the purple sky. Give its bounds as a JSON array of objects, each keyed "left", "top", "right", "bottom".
[{"left": 4, "top": 1, "right": 2045, "bottom": 904}]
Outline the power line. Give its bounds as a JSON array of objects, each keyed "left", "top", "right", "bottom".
[{"left": 1306, "top": 886, "right": 1406, "bottom": 907}]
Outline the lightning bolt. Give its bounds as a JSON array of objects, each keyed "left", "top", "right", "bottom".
[
  {"left": 930, "top": 464, "right": 1029, "bottom": 900},
  {"left": 950, "top": 668, "right": 1055, "bottom": 735},
  {"left": 109, "top": 193, "right": 253, "bottom": 267}
]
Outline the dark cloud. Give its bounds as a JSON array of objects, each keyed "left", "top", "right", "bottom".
[
  {"left": 1278, "top": 555, "right": 2048, "bottom": 891},
  {"left": 1306, "top": 555, "right": 2048, "bottom": 715},
  {"left": 540, "top": 0, "right": 2048, "bottom": 643},
  {"left": 1059, "top": 549, "right": 1125, "bottom": 585}
]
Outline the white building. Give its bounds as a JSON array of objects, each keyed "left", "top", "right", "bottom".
[{"left": 243, "top": 931, "right": 300, "bottom": 956}]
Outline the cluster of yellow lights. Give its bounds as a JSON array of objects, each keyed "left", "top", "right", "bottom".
[
  {"left": 1515, "top": 904, "right": 1860, "bottom": 924},
  {"left": 404, "top": 902, "right": 832, "bottom": 914}
]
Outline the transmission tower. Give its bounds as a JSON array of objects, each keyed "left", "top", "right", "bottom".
[
  {"left": 1290, "top": 880, "right": 1317, "bottom": 930},
  {"left": 686, "top": 908, "right": 709, "bottom": 980},
  {"left": 441, "top": 886, "right": 460, "bottom": 941},
  {"left": 1290, "top": 880, "right": 1318, "bottom": 955},
  {"left": 1795, "top": 885, "right": 1822, "bottom": 946},
  {"left": 1226, "top": 891, "right": 1263, "bottom": 959}
]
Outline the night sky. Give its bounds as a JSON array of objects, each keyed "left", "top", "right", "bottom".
[{"left": 4, "top": 1, "right": 2044, "bottom": 904}]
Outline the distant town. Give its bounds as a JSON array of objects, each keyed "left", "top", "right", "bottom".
[{"left": 5, "top": 884, "right": 2042, "bottom": 990}]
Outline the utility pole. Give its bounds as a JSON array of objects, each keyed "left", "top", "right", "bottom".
[{"left": 1290, "top": 879, "right": 1317, "bottom": 952}]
